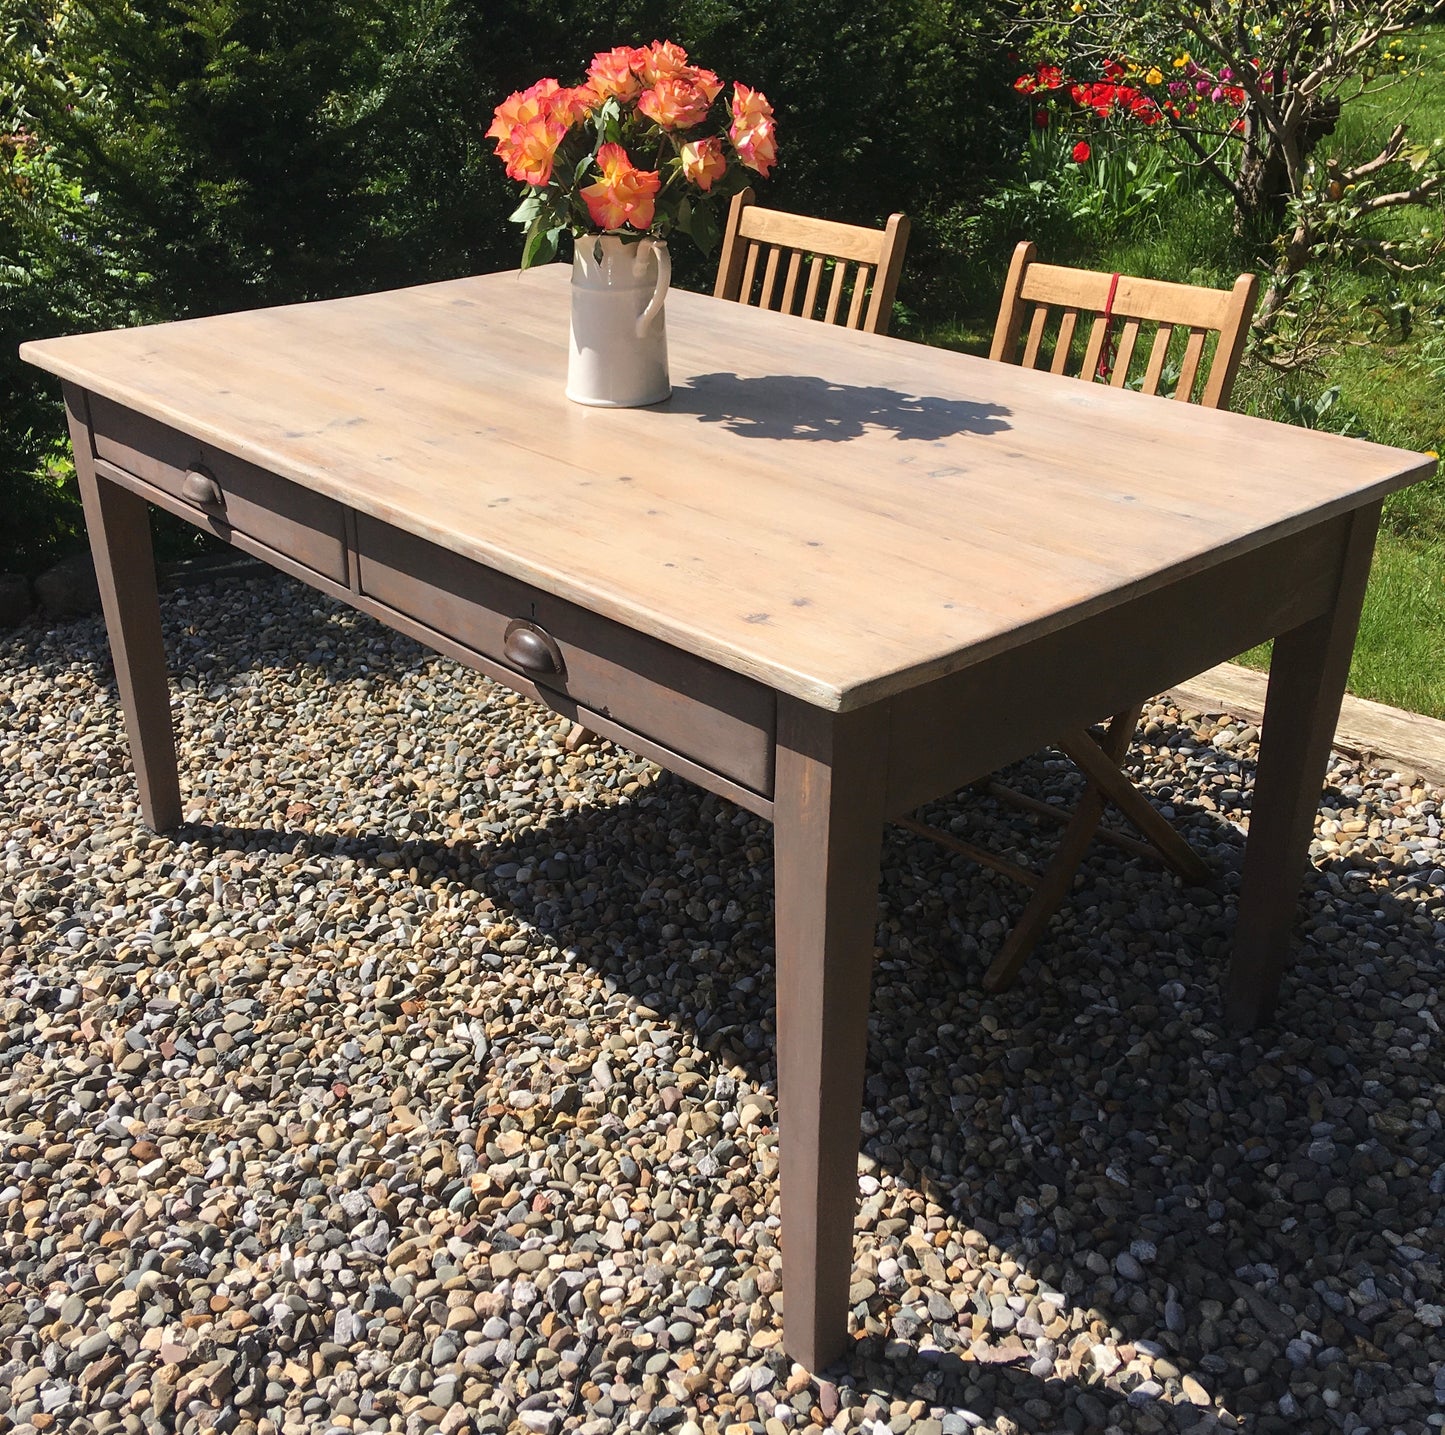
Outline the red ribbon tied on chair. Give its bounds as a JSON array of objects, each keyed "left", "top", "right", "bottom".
[{"left": 1096, "top": 271, "right": 1121, "bottom": 382}]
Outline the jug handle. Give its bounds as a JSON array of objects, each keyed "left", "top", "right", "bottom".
[{"left": 636, "top": 242, "right": 671, "bottom": 337}]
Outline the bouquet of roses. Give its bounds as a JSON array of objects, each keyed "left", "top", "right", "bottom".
[{"left": 488, "top": 41, "right": 777, "bottom": 267}]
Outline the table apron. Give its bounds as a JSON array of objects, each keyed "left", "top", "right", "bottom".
[
  {"left": 882, "top": 512, "right": 1354, "bottom": 816},
  {"left": 85, "top": 450, "right": 778, "bottom": 821}
]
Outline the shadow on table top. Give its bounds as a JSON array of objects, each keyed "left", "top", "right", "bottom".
[{"left": 666, "top": 373, "right": 1011, "bottom": 444}]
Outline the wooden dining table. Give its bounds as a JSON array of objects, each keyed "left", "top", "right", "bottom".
[{"left": 21, "top": 264, "right": 1433, "bottom": 1370}]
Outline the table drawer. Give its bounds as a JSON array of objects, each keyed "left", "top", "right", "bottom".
[
  {"left": 88, "top": 395, "right": 348, "bottom": 585},
  {"left": 355, "top": 515, "right": 776, "bottom": 796}
]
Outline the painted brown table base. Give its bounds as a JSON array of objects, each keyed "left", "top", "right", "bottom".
[{"left": 25, "top": 268, "right": 1430, "bottom": 1371}]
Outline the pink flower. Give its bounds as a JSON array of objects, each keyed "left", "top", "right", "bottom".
[
  {"left": 729, "top": 82, "right": 777, "bottom": 177},
  {"left": 679, "top": 136, "right": 728, "bottom": 191}
]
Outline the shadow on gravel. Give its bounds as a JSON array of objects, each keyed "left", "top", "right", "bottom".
[
  {"left": 24, "top": 573, "right": 1442, "bottom": 1432},
  {"left": 178, "top": 730, "right": 1445, "bottom": 1434}
]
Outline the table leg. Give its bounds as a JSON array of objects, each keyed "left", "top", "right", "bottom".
[
  {"left": 773, "top": 698, "right": 888, "bottom": 1371},
  {"left": 65, "top": 386, "right": 183, "bottom": 832},
  {"left": 1226, "top": 502, "right": 1381, "bottom": 1029}
]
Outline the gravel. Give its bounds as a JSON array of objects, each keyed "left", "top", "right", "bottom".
[{"left": 1, "top": 571, "right": 1442, "bottom": 1435}]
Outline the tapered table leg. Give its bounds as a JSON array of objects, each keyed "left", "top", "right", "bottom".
[
  {"left": 65, "top": 385, "right": 182, "bottom": 832},
  {"left": 1226, "top": 503, "right": 1381, "bottom": 1029},
  {"left": 773, "top": 698, "right": 888, "bottom": 1371}
]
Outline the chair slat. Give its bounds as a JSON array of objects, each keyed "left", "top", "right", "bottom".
[
  {"left": 1141, "top": 324, "right": 1174, "bottom": 395},
  {"left": 759, "top": 245, "right": 782, "bottom": 312},
  {"left": 1081, "top": 313, "right": 1109, "bottom": 380},
  {"left": 1174, "top": 328, "right": 1207, "bottom": 402},
  {"left": 846, "top": 265, "right": 872, "bottom": 329},
  {"left": 1020, "top": 263, "right": 1245, "bottom": 329},
  {"left": 1051, "top": 309, "right": 1080, "bottom": 375},
  {"left": 1021, "top": 305, "right": 1049, "bottom": 368},
  {"left": 737, "top": 204, "right": 893, "bottom": 264},
  {"left": 739, "top": 242, "right": 761, "bottom": 308},
  {"left": 1109, "top": 317, "right": 1142, "bottom": 387},
  {"left": 823, "top": 263, "right": 848, "bottom": 325},
  {"left": 802, "top": 255, "right": 826, "bottom": 321},
  {"left": 780, "top": 251, "right": 804, "bottom": 316}
]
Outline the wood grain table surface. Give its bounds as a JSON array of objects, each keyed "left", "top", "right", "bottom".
[{"left": 22, "top": 264, "right": 1429, "bottom": 713}]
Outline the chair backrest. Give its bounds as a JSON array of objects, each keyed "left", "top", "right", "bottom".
[
  {"left": 989, "top": 240, "right": 1258, "bottom": 409},
  {"left": 713, "top": 189, "right": 910, "bottom": 336}
]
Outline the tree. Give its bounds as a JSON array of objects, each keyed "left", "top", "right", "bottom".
[{"left": 1015, "top": 0, "right": 1445, "bottom": 351}]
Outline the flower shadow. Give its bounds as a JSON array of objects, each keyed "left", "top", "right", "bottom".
[{"left": 667, "top": 371, "right": 1012, "bottom": 443}]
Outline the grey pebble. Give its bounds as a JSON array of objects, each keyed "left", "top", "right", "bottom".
[{"left": 3, "top": 576, "right": 1443, "bottom": 1435}]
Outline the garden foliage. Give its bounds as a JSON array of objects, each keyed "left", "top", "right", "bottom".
[{"left": 1010, "top": 0, "right": 1445, "bottom": 358}]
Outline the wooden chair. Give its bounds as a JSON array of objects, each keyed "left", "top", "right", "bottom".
[
  {"left": 713, "top": 189, "right": 910, "bottom": 336},
  {"left": 905, "top": 240, "right": 1259, "bottom": 993}
]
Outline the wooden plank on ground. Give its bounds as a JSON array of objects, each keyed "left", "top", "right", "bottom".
[{"left": 1167, "top": 661, "right": 1445, "bottom": 788}]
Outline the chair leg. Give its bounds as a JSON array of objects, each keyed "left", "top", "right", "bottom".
[
  {"left": 981, "top": 704, "right": 1143, "bottom": 993},
  {"left": 1056, "top": 729, "right": 1211, "bottom": 885}
]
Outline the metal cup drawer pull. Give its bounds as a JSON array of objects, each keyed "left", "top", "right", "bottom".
[
  {"left": 503, "top": 618, "right": 565, "bottom": 679},
  {"left": 182, "top": 465, "right": 223, "bottom": 507}
]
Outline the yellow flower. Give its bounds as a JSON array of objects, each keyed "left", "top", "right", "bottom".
[
  {"left": 1173, "top": 52, "right": 1191, "bottom": 68},
  {"left": 1145, "top": 66, "right": 1163, "bottom": 85}
]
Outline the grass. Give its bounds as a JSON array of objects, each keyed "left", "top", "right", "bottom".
[{"left": 913, "top": 26, "right": 1445, "bottom": 719}]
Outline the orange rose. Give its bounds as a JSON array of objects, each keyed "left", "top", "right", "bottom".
[
  {"left": 687, "top": 66, "right": 724, "bottom": 105},
  {"left": 580, "top": 143, "right": 662, "bottom": 230},
  {"left": 586, "top": 46, "right": 641, "bottom": 102},
  {"left": 635, "top": 40, "right": 691, "bottom": 87},
  {"left": 487, "top": 77, "right": 560, "bottom": 150},
  {"left": 505, "top": 113, "right": 569, "bottom": 186},
  {"left": 638, "top": 77, "right": 712, "bottom": 130},
  {"left": 679, "top": 136, "right": 728, "bottom": 192},
  {"left": 549, "top": 84, "right": 596, "bottom": 129}
]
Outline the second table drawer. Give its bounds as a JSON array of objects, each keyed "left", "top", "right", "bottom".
[{"left": 354, "top": 515, "right": 776, "bottom": 796}]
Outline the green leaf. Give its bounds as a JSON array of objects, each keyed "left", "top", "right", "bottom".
[
  {"left": 689, "top": 200, "right": 720, "bottom": 258},
  {"left": 509, "top": 195, "right": 542, "bottom": 226},
  {"left": 521, "top": 220, "right": 559, "bottom": 270}
]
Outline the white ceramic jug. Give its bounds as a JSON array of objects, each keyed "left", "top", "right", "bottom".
[{"left": 566, "top": 235, "right": 671, "bottom": 408}]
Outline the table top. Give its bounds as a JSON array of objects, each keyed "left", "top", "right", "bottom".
[{"left": 22, "top": 265, "right": 1432, "bottom": 712}]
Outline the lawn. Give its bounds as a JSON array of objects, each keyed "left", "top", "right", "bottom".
[{"left": 915, "top": 25, "right": 1445, "bottom": 719}]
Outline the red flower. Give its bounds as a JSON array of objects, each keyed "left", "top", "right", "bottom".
[
  {"left": 1072, "top": 140, "right": 1091, "bottom": 163},
  {"left": 1014, "top": 74, "right": 1037, "bottom": 93},
  {"left": 1036, "top": 63, "right": 1065, "bottom": 90},
  {"left": 1072, "top": 81, "right": 1119, "bottom": 117},
  {"left": 1034, "top": 108, "right": 1050, "bottom": 128}
]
